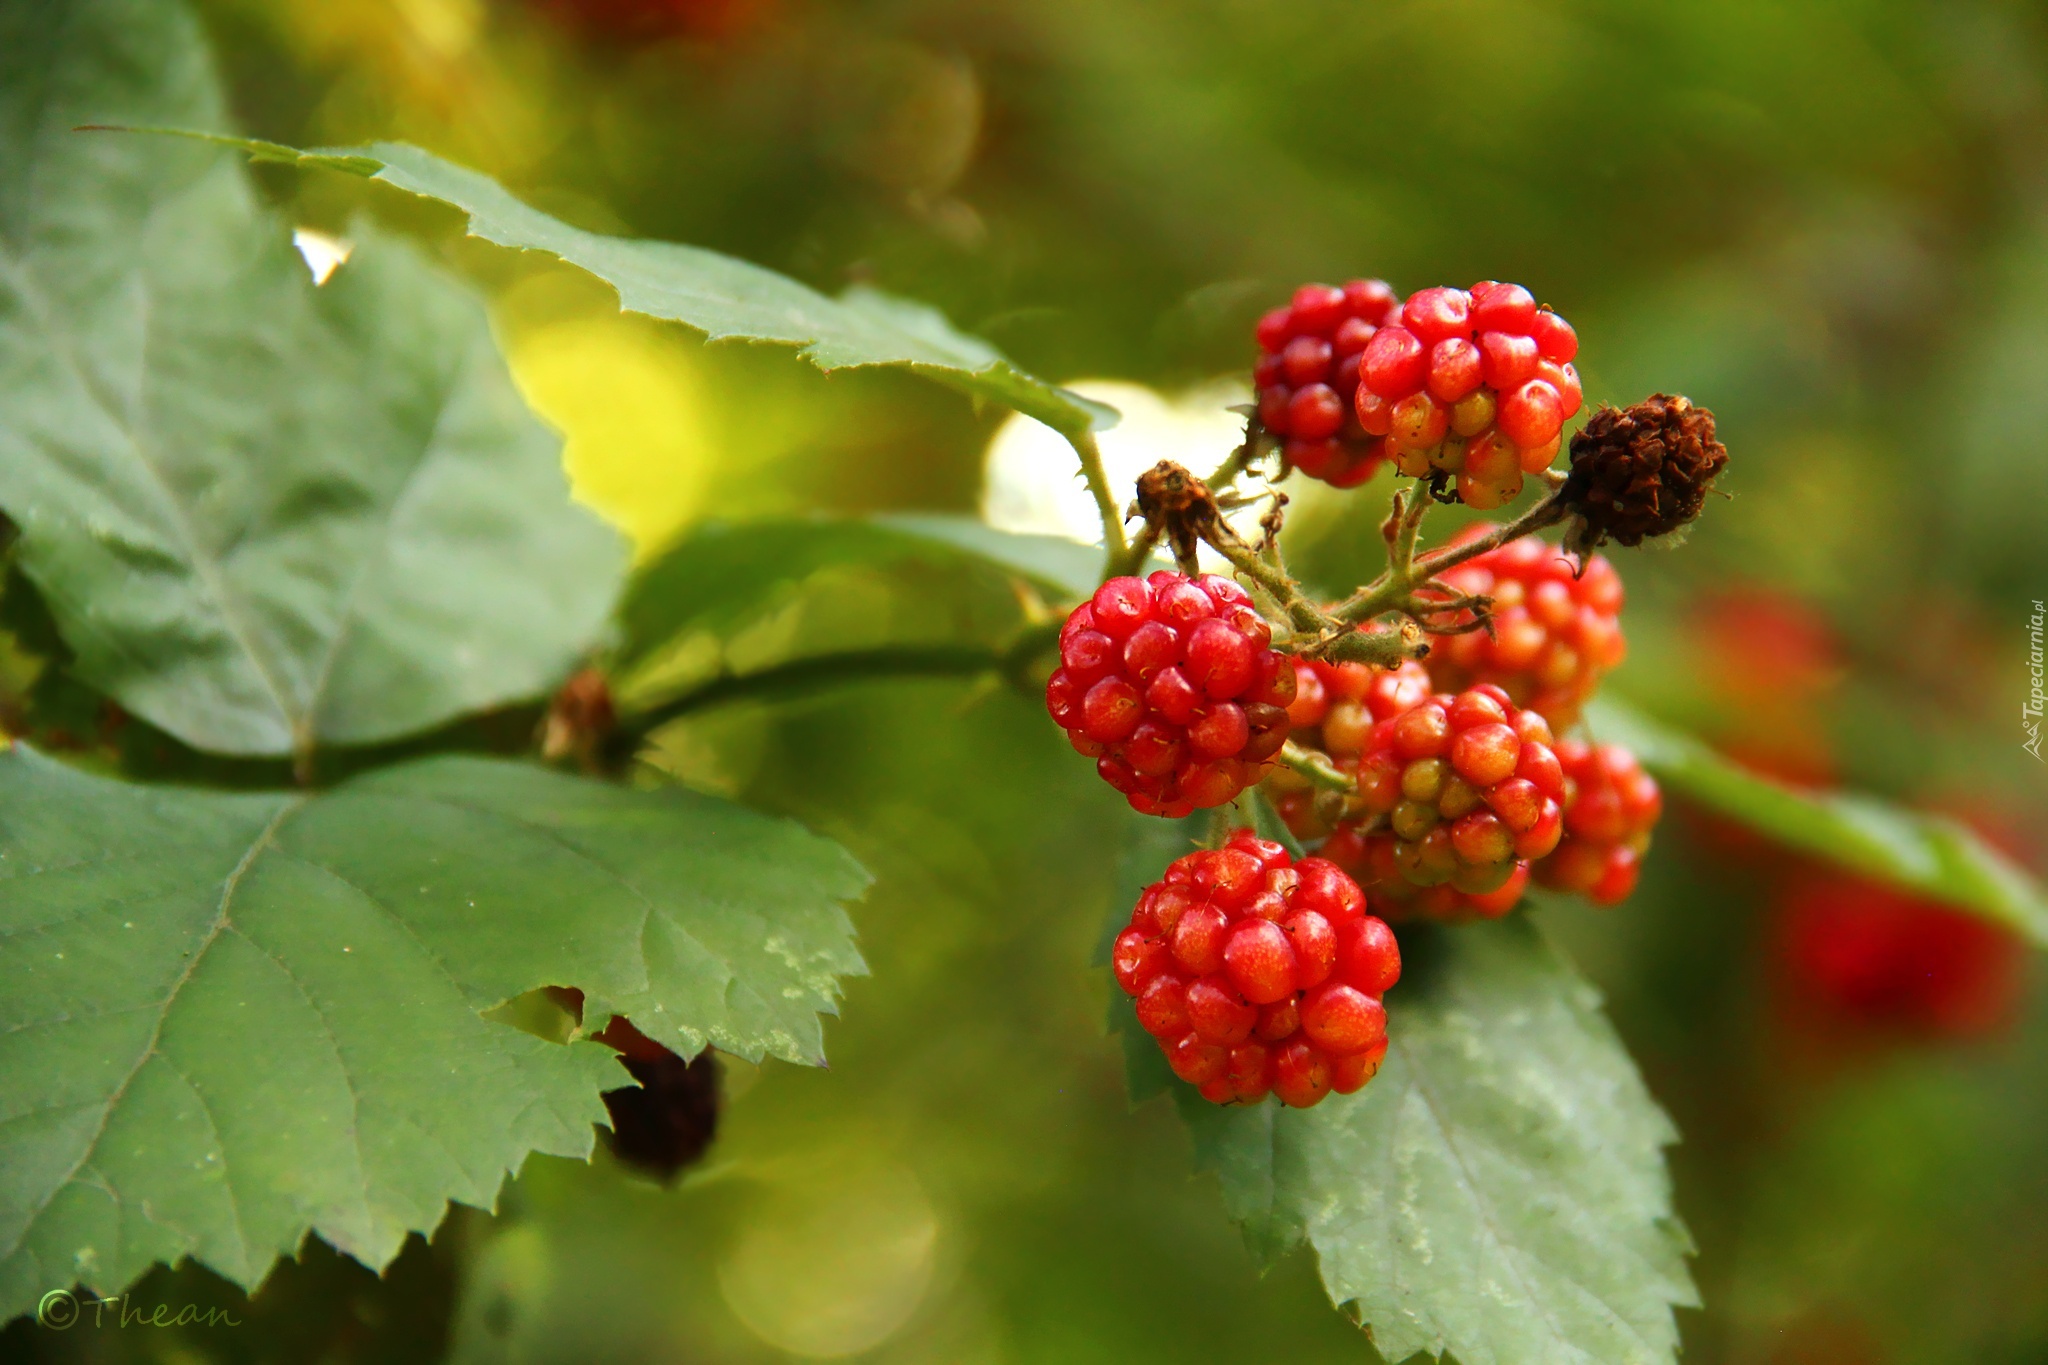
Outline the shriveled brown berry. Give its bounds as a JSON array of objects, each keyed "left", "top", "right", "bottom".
[{"left": 1561, "top": 394, "right": 1727, "bottom": 551}]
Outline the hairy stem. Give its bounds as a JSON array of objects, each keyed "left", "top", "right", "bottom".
[
  {"left": 1069, "top": 429, "right": 1131, "bottom": 574},
  {"left": 1115, "top": 522, "right": 1163, "bottom": 579},
  {"left": 1336, "top": 485, "right": 1570, "bottom": 625}
]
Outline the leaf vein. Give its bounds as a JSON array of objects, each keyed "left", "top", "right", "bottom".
[{"left": 0, "top": 797, "right": 299, "bottom": 1264}]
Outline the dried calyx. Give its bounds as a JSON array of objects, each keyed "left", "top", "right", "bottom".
[
  {"left": 1133, "top": 459, "right": 1225, "bottom": 573},
  {"left": 1559, "top": 394, "right": 1727, "bottom": 554}
]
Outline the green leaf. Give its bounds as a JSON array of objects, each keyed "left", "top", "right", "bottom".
[
  {"left": 0, "top": 0, "right": 626, "bottom": 758},
  {"left": 871, "top": 515, "right": 1108, "bottom": 600},
  {"left": 614, "top": 515, "right": 1098, "bottom": 680},
  {"left": 130, "top": 131, "right": 1118, "bottom": 441},
  {"left": 0, "top": 744, "right": 867, "bottom": 1321},
  {"left": 605, "top": 514, "right": 1127, "bottom": 737},
  {"left": 1109, "top": 820, "right": 1694, "bottom": 1363},
  {"left": 1588, "top": 696, "right": 2048, "bottom": 947}
]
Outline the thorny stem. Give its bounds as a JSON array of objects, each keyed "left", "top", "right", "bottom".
[
  {"left": 1204, "top": 420, "right": 1271, "bottom": 494},
  {"left": 1333, "top": 484, "right": 1571, "bottom": 626},
  {"left": 1196, "top": 510, "right": 1414, "bottom": 668},
  {"left": 1119, "top": 522, "right": 1163, "bottom": 578},
  {"left": 1090, "top": 421, "right": 1572, "bottom": 677},
  {"left": 1070, "top": 429, "right": 1131, "bottom": 575}
]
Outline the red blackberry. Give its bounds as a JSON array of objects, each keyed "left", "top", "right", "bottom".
[
  {"left": 1263, "top": 657, "right": 1433, "bottom": 840},
  {"left": 1356, "top": 282, "right": 1583, "bottom": 509},
  {"left": 1255, "top": 280, "right": 1404, "bottom": 488},
  {"left": 1775, "top": 872, "right": 2025, "bottom": 1038},
  {"left": 1533, "top": 741, "right": 1661, "bottom": 905},
  {"left": 1047, "top": 572, "right": 1294, "bottom": 817},
  {"left": 1114, "top": 829, "right": 1401, "bottom": 1107},
  {"left": 1322, "top": 827, "right": 1532, "bottom": 921},
  {"left": 1345, "top": 685, "right": 1567, "bottom": 896},
  {"left": 1422, "top": 526, "right": 1626, "bottom": 726}
]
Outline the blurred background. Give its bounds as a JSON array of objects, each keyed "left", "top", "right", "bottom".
[{"left": 12, "top": 0, "right": 2048, "bottom": 1361}]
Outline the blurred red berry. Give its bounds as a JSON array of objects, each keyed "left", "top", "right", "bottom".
[
  {"left": 1533, "top": 740, "right": 1661, "bottom": 905},
  {"left": 1253, "top": 280, "right": 1403, "bottom": 488},
  {"left": 1775, "top": 872, "right": 2025, "bottom": 1038},
  {"left": 533, "top": 0, "right": 769, "bottom": 41}
]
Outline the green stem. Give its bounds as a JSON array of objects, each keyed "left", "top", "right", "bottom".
[
  {"left": 1112, "top": 522, "right": 1163, "bottom": 579},
  {"left": 1336, "top": 485, "right": 1570, "bottom": 625},
  {"left": 1278, "top": 740, "right": 1355, "bottom": 791},
  {"left": 608, "top": 644, "right": 1008, "bottom": 757},
  {"left": 1206, "top": 532, "right": 1325, "bottom": 635},
  {"left": 1069, "top": 429, "right": 1131, "bottom": 575},
  {"left": 1204, "top": 432, "right": 1257, "bottom": 494}
]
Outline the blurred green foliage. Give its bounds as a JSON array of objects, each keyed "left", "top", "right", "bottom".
[{"left": 8, "top": 0, "right": 2048, "bottom": 1361}]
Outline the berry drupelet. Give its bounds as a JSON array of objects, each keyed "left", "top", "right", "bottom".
[
  {"left": 1254, "top": 280, "right": 1404, "bottom": 488},
  {"left": 1047, "top": 572, "right": 1294, "bottom": 817},
  {"left": 1114, "top": 830, "right": 1402, "bottom": 1107},
  {"left": 1355, "top": 282, "right": 1582, "bottom": 509}
]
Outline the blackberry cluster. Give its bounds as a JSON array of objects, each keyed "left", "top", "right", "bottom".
[
  {"left": 1113, "top": 830, "right": 1401, "bottom": 1108},
  {"left": 1422, "top": 527, "right": 1626, "bottom": 726},
  {"left": 1047, "top": 572, "right": 1294, "bottom": 817},
  {"left": 1070, "top": 278, "right": 1706, "bottom": 1098},
  {"left": 1345, "top": 685, "right": 1566, "bottom": 896},
  {"left": 1265, "top": 657, "right": 1431, "bottom": 840},
  {"left": 1254, "top": 281, "right": 1403, "bottom": 488},
  {"left": 1355, "top": 283, "right": 1583, "bottom": 509}
]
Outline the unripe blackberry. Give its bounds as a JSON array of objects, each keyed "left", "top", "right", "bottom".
[
  {"left": 1255, "top": 280, "right": 1404, "bottom": 488},
  {"left": 1048, "top": 572, "right": 1294, "bottom": 817},
  {"left": 1533, "top": 741, "right": 1661, "bottom": 905},
  {"left": 1263, "top": 657, "right": 1433, "bottom": 840},
  {"left": 1322, "top": 826, "right": 1531, "bottom": 921},
  {"left": 1561, "top": 394, "right": 1727, "bottom": 551},
  {"left": 1288, "top": 657, "right": 1435, "bottom": 757},
  {"left": 1345, "top": 685, "right": 1566, "bottom": 894},
  {"left": 1114, "top": 829, "right": 1401, "bottom": 1106},
  {"left": 1358, "top": 282, "right": 1582, "bottom": 509},
  {"left": 1422, "top": 526, "right": 1626, "bottom": 726}
]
